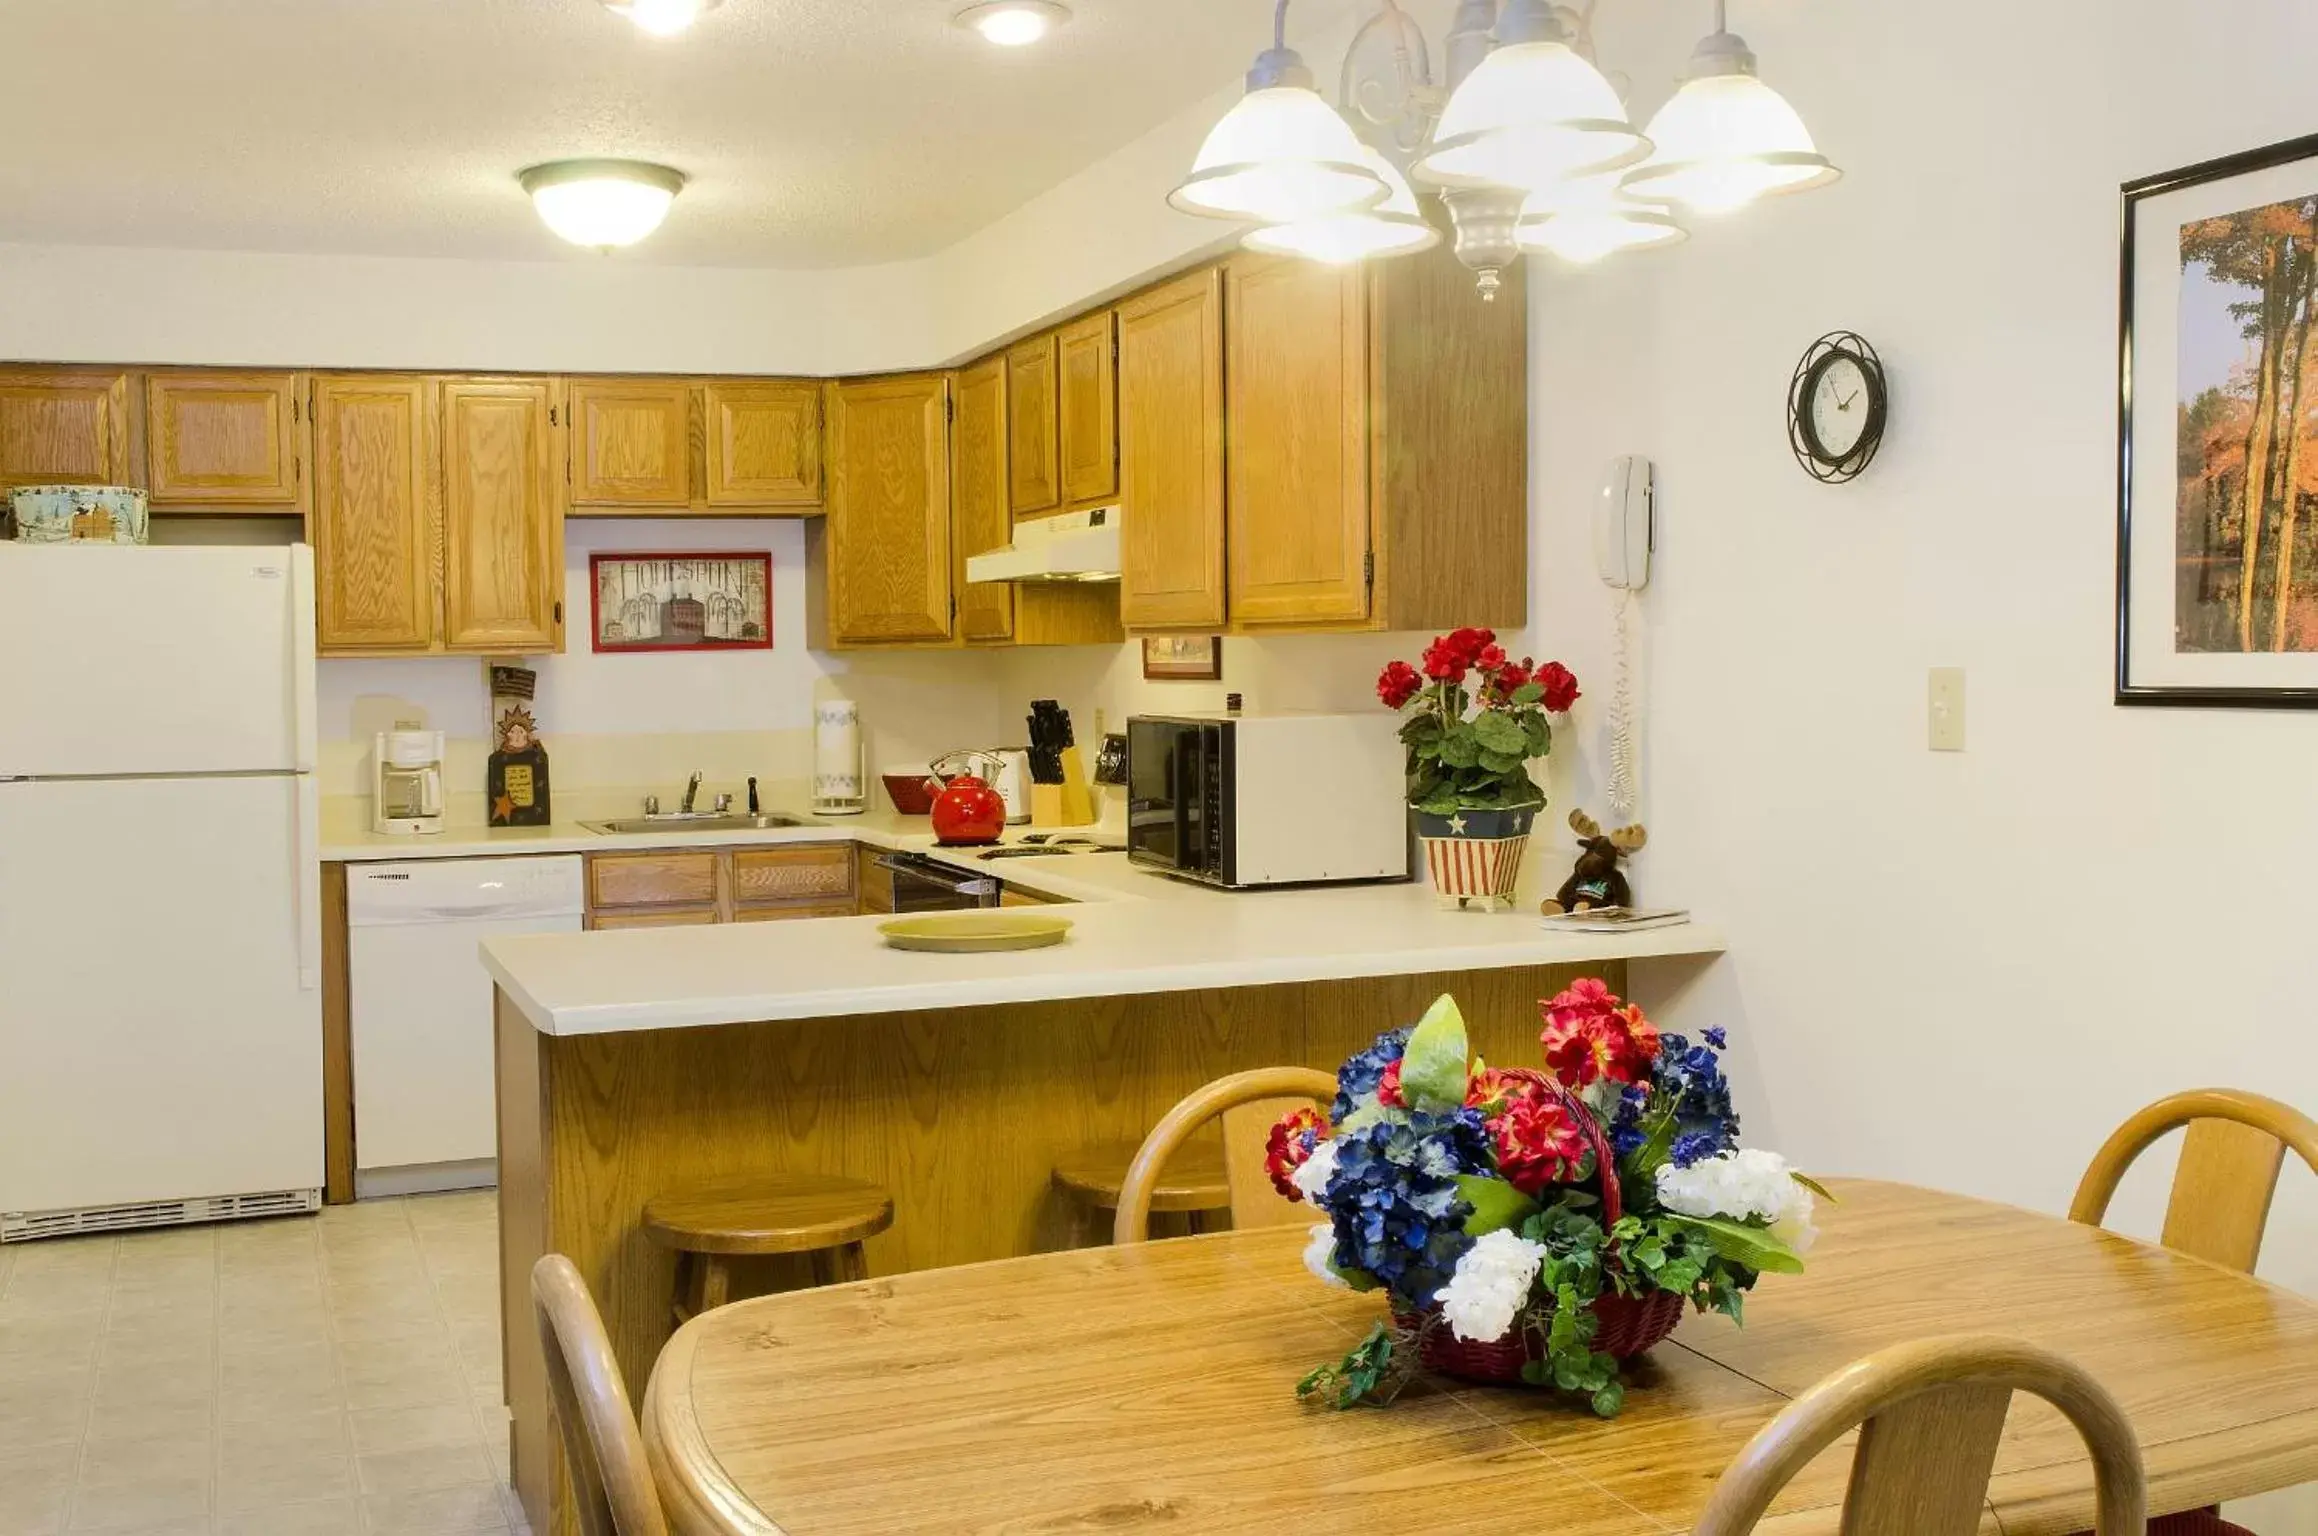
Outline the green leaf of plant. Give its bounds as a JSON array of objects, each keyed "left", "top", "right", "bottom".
[
  {"left": 1477, "top": 749, "right": 1528, "bottom": 775},
  {"left": 1456, "top": 1175, "right": 1541, "bottom": 1239},
  {"left": 1523, "top": 716, "right": 1553, "bottom": 756},
  {"left": 1471, "top": 710, "right": 1526, "bottom": 754},
  {"left": 1511, "top": 681, "right": 1545, "bottom": 705},
  {"left": 1790, "top": 1171, "right": 1839, "bottom": 1203},
  {"left": 1399, "top": 994, "right": 1471, "bottom": 1111},
  {"left": 1666, "top": 1215, "right": 1806, "bottom": 1276},
  {"left": 1590, "top": 1381, "right": 1626, "bottom": 1418},
  {"left": 1436, "top": 732, "right": 1482, "bottom": 769}
]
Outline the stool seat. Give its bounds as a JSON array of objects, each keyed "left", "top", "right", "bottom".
[
  {"left": 643, "top": 1172, "right": 894, "bottom": 1257},
  {"left": 1052, "top": 1139, "right": 1228, "bottom": 1214}
]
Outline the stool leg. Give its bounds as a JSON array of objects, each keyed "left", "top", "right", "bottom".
[
  {"left": 671, "top": 1252, "right": 694, "bottom": 1328},
  {"left": 809, "top": 1243, "right": 869, "bottom": 1287},
  {"left": 696, "top": 1254, "right": 732, "bottom": 1314}
]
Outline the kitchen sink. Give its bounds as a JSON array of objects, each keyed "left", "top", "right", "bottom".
[{"left": 581, "top": 813, "right": 806, "bottom": 836}]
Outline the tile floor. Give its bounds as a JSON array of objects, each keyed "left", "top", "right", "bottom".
[{"left": 0, "top": 1192, "right": 522, "bottom": 1536}]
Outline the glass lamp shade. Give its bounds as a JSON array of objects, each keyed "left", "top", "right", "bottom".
[
  {"left": 1623, "top": 71, "right": 1840, "bottom": 215},
  {"left": 1516, "top": 175, "right": 1686, "bottom": 263},
  {"left": 1412, "top": 41, "right": 1650, "bottom": 192},
  {"left": 521, "top": 161, "right": 685, "bottom": 249},
  {"left": 1169, "top": 86, "right": 1389, "bottom": 223},
  {"left": 1242, "top": 149, "right": 1440, "bottom": 263},
  {"left": 600, "top": 0, "right": 720, "bottom": 36}
]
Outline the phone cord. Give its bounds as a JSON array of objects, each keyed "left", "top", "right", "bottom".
[{"left": 1607, "top": 586, "right": 1639, "bottom": 820}]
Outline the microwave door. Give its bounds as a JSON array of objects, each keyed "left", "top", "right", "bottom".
[{"left": 1126, "top": 723, "right": 1183, "bottom": 869}]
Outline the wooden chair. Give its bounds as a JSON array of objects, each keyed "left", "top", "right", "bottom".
[
  {"left": 641, "top": 1172, "right": 893, "bottom": 1324},
  {"left": 1695, "top": 1334, "right": 2145, "bottom": 1536},
  {"left": 1114, "top": 1066, "right": 1337, "bottom": 1244},
  {"left": 2069, "top": 1087, "right": 2318, "bottom": 1273},
  {"left": 531, "top": 1254, "right": 669, "bottom": 1536}
]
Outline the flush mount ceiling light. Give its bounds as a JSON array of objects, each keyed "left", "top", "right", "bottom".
[
  {"left": 597, "top": 0, "right": 722, "bottom": 37},
  {"left": 1242, "top": 146, "right": 1439, "bottom": 263},
  {"left": 1621, "top": 0, "right": 1839, "bottom": 215},
  {"left": 953, "top": 0, "right": 1071, "bottom": 47},
  {"left": 520, "top": 160, "right": 687, "bottom": 250},
  {"left": 1168, "top": 5, "right": 1387, "bottom": 224},
  {"left": 1411, "top": 0, "right": 1648, "bottom": 192},
  {"left": 1516, "top": 173, "right": 1686, "bottom": 264}
]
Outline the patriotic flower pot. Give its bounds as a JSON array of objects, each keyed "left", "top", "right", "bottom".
[{"left": 1415, "top": 803, "right": 1540, "bottom": 910}]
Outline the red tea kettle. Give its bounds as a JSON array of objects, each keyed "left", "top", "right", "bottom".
[{"left": 928, "top": 751, "right": 1008, "bottom": 847}]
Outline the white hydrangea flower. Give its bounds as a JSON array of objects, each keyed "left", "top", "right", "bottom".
[
  {"left": 1433, "top": 1229, "right": 1549, "bottom": 1343},
  {"left": 1290, "top": 1138, "right": 1339, "bottom": 1204},
  {"left": 1655, "top": 1148, "right": 1816, "bottom": 1253},
  {"left": 1303, "top": 1223, "right": 1348, "bottom": 1288}
]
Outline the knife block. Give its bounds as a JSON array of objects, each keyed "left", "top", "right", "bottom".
[{"left": 1031, "top": 746, "right": 1097, "bottom": 828}]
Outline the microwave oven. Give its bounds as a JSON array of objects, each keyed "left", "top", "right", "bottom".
[{"left": 1125, "top": 712, "right": 1409, "bottom": 888}]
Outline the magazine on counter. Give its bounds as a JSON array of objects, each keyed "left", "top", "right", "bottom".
[{"left": 1537, "top": 907, "right": 1690, "bottom": 932}]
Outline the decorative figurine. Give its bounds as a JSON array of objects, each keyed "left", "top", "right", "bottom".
[
  {"left": 486, "top": 664, "right": 551, "bottom": 827},
  {"left": 1544, "top": 809, "right": 1647, "bottom": 914}
]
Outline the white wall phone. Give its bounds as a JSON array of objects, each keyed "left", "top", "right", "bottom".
[{"left": 1596, "top": 456, "right": 1653, "bottom": 818}]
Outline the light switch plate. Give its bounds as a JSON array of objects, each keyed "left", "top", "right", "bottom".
[{"left": 1928, "top": 667, "right": 1965, "bottom": 751}]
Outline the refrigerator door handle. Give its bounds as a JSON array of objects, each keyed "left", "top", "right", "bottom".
[
  {"left": 294, "top": 775, "right": 322, "bottom": 991},
  {"left": 289, "top": 545, "right": 318, "bottom": 774}
]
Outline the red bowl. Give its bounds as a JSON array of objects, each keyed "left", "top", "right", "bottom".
[{"left": 882, "top": 772, "right": 938, "bottom": 815}]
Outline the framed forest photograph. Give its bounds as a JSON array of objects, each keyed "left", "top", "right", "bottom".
[{"left": 2120, "top": 131, "right": 2318, "bottom": 706}]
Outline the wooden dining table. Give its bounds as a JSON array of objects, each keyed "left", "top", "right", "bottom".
[{"left": 640, "top": 1180, "right": 2318, "bottom": 1535}]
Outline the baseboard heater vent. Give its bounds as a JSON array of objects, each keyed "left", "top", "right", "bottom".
[{"left": 1, "top": 1187, "right": 321, "bottom": 1243}]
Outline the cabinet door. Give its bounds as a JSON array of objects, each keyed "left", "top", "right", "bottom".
[
  {"left": 441, "top": 378, "right": 563, "bottom": 654},
  {"left": 1226, "top": 257, "right": 1371, "bottom": 627},
  {"left": 826, "top": 374, "right": 954, "bottom": 645},
  {"left": 144, "top": 372, "right": 302, "bottom": 508},
  {"left": 704, "top": 380, "right": 821, "bottom": 506},
  {"left": 1058, "top": 310, "right": 1118, "bottom": 508},
  {"left": 1117, "top": 270, "right": 1227, "bottom": 630},
  {"left": 312, "top": 376, "right": 438, "bottom": 654},
  {"left": 1006, "top": 333, "right": 1061, "bottom": 517},
  {"left": 952, "top": 357, "right": 1015, "bottom": 644},
  {"left": 568, "top": 378, "right": 691, "bottom": 507},
  {"left": 0, "top": 369, "right": 131, "bottom": 492}
]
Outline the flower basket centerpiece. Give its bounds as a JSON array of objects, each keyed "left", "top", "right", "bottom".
[
  {"left": 1377, "top": 630, "right": 1580, "bottom": 909},
  {"left": 1276, "top": 982, "right": 1821, "bottom": 1417}
]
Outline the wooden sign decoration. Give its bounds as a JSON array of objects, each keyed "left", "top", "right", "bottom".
[{"left": 590, "top": 551, "right": 773, "bottom": 653}]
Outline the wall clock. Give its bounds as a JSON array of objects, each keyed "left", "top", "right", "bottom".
[{"left": 1786, "top": 331, "right": 1888, "bottom": 483}]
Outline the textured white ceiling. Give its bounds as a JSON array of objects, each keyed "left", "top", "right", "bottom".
[{"left": 0, "top": 0, "right": 1370, "bottom": 269}]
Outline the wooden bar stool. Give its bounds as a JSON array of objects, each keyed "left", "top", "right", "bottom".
[
  {"left": 642, "top": 1172, "right": 893, "bottom": 1325},
  {"left": 1051, "top": 1139, "right": 1229, "bottom": 1244}
]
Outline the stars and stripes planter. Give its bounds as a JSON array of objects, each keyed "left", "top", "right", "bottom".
[{"left": 1415, "top": 803, "right": 1540, "bottom": 910}]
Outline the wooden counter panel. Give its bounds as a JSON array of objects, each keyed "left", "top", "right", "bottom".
[{"left": 498, "top": 961, "right": 1622, "bottom": 1536}]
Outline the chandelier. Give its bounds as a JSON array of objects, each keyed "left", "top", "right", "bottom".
[{"left": 1169, "top": 0, "right": 1839, "bottom": 298}]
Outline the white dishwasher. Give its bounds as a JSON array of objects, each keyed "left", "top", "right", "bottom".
[{"left": 347, "top": 856, "right": 584, "bottom": 1198}]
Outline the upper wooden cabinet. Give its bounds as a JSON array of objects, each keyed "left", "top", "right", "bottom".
[
  {"left": 1117, "top": 269, "right": 1227, "bottom": 632},
  {"left": 568, "top": 378, "right": 690, "bottom": 508},
  {"left": 0, "top": 369, "right": 131, "bottom": 492},
  {"left": 1006, "top": 334, "right": 1061, "bottom": 518},
  {"left": 951, "top": 357, "right": 1015, "bottom": 645},
  {"left": 144, "top": 371, "right": 304, "bottom": 510},
  {"left": 823, "top": 374, "right": 953, "bottom": 646},
  {"left": 1225, "top": 258, "right": 1371, "bottom": 628},
  {"left": 1057, "top": 310, "right": 1118, "bottom": 509},
  {"left": 704, "top": 380, "right": 820, "bottom": 507},
  {"left": 312, "top": 376, "right": 438, "bottom": 654},
  {"left": 440, "top": 378, "right": 564, "bottom": 653}
]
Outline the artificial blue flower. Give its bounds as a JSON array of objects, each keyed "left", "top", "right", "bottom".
[
  {"left": 1669, "top": 1129, "right": 1721, "bottom": 1167},
  {"left": 1332, "top": 1027, "right": 1411, "bottom": 1120},
  {"left": 1320, "top": 1107, "right": 1489, "bottom": 1307},
  {"left": 1702, "top": 1025, "right": 1728, "bottom": 1049}
]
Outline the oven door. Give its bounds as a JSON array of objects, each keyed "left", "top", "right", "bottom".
[
  {"left": 878, "top": 855, "right": 1001, "bottom": 912},
  {"left": 1126, "top": 719, "right": 1217, "bottom": 881}
]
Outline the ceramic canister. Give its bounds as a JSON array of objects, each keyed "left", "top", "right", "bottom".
[{"left": 9, "top": 485, "right": 150, "bottom": 544}]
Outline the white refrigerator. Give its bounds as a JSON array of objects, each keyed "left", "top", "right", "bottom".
[{"left": 0, "top": 543, "right": 324, "bottom": 1241}]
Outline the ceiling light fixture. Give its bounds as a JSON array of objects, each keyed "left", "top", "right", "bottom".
[
  {"left": 1620, "top": 0, "right": 1840, "bottom": 215},
  {"left": 1516, "top": 173, "right": 1686, "bottom": 264},
  {"left": 953, "top": 1, "right": 1071, "bottom": 47},
  {"left": 1412, "top": 0, "right": 1647, "bottom": 192},
  {"left": 598, "top": 0, "right": 722, "bottom": 37},
  {"left": 1242, "top": 147, "right": 1440, "bottom": 263},
  {"left": 520, "top": 160, "right": 687, "bottom": 250},
  {"left": 1168, "top": 3, "right": 1388, "bottom": 224}
]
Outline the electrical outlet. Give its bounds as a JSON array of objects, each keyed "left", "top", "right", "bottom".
[{"left": 1928, "top": 667, "right": 1965, "bottom": 751}]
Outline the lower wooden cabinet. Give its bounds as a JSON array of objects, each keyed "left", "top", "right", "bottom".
[
  {"left": 144, "top": 371, "right": 304, "bottom": 510},
  {"left": 856, "top": 846, "right": 896, "bottom": 915},
  {"left": 0, "top": 368, "right": 132, "bottom": 493},
  {"left": 585, "top": 844, "right": 854, "bottom": 928}
]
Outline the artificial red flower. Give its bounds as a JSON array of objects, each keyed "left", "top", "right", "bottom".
[
  {"left": 1444, "top": 627, "right": 1494, "bottom": 662},
  {"left": 1536, "top": 661, "right": 1581, "bottom": 714},
  {"left": 1540, "top": 979, "right": 1661, "bottom": 1090},
  {"left": 1377, "top": 660, "right": 1423, "bottom": 709},
  {"left": 1376, "top": 1058, "right": 1407, "bottom": 1109},
  {"left": 1476, "top": 643, "right": 1509, "bottom": 674},
  {"left": 1487, "top": 1086, "right": 1592, "bottom": 1196},
  {"left": 1422, "top": 644, "right": 1467, "bottom": 684},
  {"left": 1264, "top": 1106, "right": 1329, "bottom": 1200},
  {"left": 1497, "top": 658, "right": 1532, "bottom": 692}
]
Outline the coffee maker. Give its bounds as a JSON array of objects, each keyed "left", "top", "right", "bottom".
[{"left": 372, "top": 727, "right": 446, "bottom": 835}]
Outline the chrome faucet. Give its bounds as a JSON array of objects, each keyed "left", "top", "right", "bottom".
[{"left": 680, "top": 772, "right": 704, "bottom": 814}]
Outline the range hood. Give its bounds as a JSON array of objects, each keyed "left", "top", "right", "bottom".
[{"left": 964, "top": 506, "right": 1121, "bottom": 584}]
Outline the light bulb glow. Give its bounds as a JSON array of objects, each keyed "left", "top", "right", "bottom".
[
  {"left": 1169, "top": 87, "right": 1387, "bottom": 223},
  {"left": 953, "top": 2, "right": 1071, "bottom": 47},
  {"left": 1413, "top": 41, "right": 1648, "bottom": 191},
  {"left": 599, "top": 0, "right": 720, "bottom": 36},
  {"left": 1242, "top": 149, "right": 1440, "bottom": 263},
  {"left": 521, "top": 161, "right": 685, "bottom": 249},
  {"left": 1623, "top": 69, "right": 1838, "bottom": 215}
]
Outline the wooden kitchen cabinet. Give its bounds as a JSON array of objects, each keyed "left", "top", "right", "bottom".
[
  {"left": 0, "top": 368, "right": 132, "bottom": 492},
  {"left": 144, "top": 371, "right": 304, "bottom": 509},
  {"left": 1116, "top": 269, "right": 1227, "bottom": 631},
  {"left": 1006, "top": 333, "right": 1061, "bottom": 518},
  {"left": 588, "top": 851, "right": 720, "bottom": 912},
  {"left": 568, "top": 378, "right": 691, "bottom": 508},
  {"left": 1057, "top": 309, "right": 1118, "bottom": 510},
  {"left": 311, "top": 375, "right": 439, "bottom": 654},
  {"left": 820, "top": 373, "right": 953, "bottom": 646},
  {"left": 585, "top": 844, "right": 853, "bottom": 928},
  {"left": 704, "top": 380, "right": 821, "bottom": 507},
  {"left": 440, "top": 378, "right": 564, "bottom": 653},
  {"left": 951, "top": 356, "right": 1015, "bottom": 645}
]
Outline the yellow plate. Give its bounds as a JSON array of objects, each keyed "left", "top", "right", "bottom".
[{"left": 878, "top": 912, "right": 1073, "bottom": 953}]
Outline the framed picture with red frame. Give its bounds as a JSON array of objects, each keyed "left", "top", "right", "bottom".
[{"left": 589, "top": 551, "right": 772, "bottom": 653}]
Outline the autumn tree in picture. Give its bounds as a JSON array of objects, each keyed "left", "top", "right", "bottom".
[{"left": 2178, "top": 194, "right": 2318, "bottom": 653}]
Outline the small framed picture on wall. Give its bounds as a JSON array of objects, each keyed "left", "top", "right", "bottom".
[
  {"left": 590, "top": 552, "right": 772, "bottom": 654},
  {"left": 1142, "top": 634, "right": 1222, "bottom": 681}
]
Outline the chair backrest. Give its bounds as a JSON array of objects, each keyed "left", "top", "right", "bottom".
[
  {"left": 2069, "top": 1088, "right": 2318, "bottom": 1272},
  {"left": 532, "top": 1254, "right": 670, "bottom": 1536},
  {"left": 1694, "top": 1335, "right": 2145, "bottom": 1536},
  {"left": 1115, "top": 1066, "right": 1338, "bottom": 1244}
]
